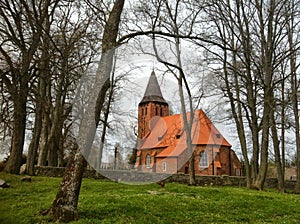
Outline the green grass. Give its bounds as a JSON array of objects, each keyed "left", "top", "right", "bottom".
[{"left": 0, "top": 172, "right": 300, "bottom": 224}]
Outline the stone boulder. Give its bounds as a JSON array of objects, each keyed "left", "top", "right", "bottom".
[
  {"left": 0, "top": 179, "right": 10, "bottom": 188},
  {"left": 21, "top": 176, "right": 32, "bottom": 182},
  {"left": 20, "top": 164, "right": 26, "bottom": 174}
]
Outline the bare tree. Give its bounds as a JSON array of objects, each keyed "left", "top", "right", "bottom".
[
  {"left": 45, "top": 0, "right": 125, "bottom": 222},
  {"left": 0, "top": 0, "right": 59, "bottom": 174},
  {"left": 285, "top": 0, "right": 300, "bottom": 193},
  {"left": 26, "top": 1, "right": 53, "bottom": 175},
  {"left": 202, "top": 0, "right": 300, "bottom": 190},
  {"left": 24, "top": 1, "right": 99, "bottom": 174}
]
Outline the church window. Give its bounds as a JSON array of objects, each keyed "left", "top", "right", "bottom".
[
  {"left": 142, "top": 108, "right": 144, "bottom": 116},
  {"left": 145, "top": 107, "right": 147, "bottom": 115},
  {"left": 162, "top": 162, "right": 167, "bottom": 172},
  {"left": 199, "top": 151, "right": 208, "bottom": 168},
  {"left": 160, "top": 107, "right": 163, "bottom": 115},
  {"left": 146, "top": 154, "right": 151, "bottom": 168}
]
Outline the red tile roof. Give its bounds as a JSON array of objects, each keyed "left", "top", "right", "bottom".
[{"left": 139, "top": 109, "right": 231, "bottom": 158}]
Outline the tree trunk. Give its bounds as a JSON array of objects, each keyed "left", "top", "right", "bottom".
[
  {"left": 285, "top": 1, "right": 300, "bottom": 193},
  {"left": 280, "top": 70, "right": 286, "bottom": 180},
  {"left": 26, "top": 1, "right": 51, "bottom": 175},
  {"left": 251, "top": 0, "right": 275, "bottom": 190},
  {"left": 223, "top": 44, "right": 252, "bottom": 187},
  {"left": 271, "top": 113, "right": 284, "bottom": 191},
  {"left": 57, "top": 137, "right": 65, "bottom": 167},
  {"left": 45, "top": 0, "right": 125, "bottom": 221},
  {"left": 26, "top": 96, "right": 43, "bottom": 175},
  {"left": 5, "top": 91, "right": 27, "bottom": 174},
  {"left": 97, "top": 80, "right": 114, "bottom": 170},
  {"left": 26, "top": 67, "right": 48, "bottom": 173},
  {"left": 292, "top": 56, "right": 300, "bottom": 193},
  {"left": 38, "top": 102, "right": 51, "bottom": 166},
  {"left": 253, "top": 103, "right": 270, "bottom": 190},
  {"left": 47, "top": 148, "right": 86, "bottom": 222},
  {"left": 177, "top": 75, "right": 195, "bottom": 185},
  {"left": 47, "top": 136, "right": 58, "bottom": 167}
]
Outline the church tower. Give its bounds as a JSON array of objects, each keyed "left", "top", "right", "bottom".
[{"left": 138, "top": 70, "right": 169, "bottom": 139}]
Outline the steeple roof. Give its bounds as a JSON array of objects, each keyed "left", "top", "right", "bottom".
[{"left": 140, "top": 70, "right": 167, "bottom": 104}]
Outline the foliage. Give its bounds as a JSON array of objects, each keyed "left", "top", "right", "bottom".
[{"left": 0, "top": 173, "right": 300, "bottom": 224}]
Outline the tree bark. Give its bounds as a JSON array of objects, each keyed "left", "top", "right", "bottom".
[
  {"left": 291, "top": 45, "right": 300, "bottom": 193},
  {"left": 285, "top": 0, "right": 300, "bottom": 194},
  {"left": 252, "top": 0, "right": 275, "bottom": 190},
  {"left": 38, "top": 98, "right": 51, "bottom": 166},
  {"left": 97, "top": 79, "right": 114, "bottom": 169},
  {"left": 5, "top": 91, "right": 28, "bottom": 174},
  {"left": 26, "top": 11, "right": 50, "bottom": 174},
  {"left": 271, "top": 112, "right": 284, "bottom": 191},
  {"left": 46, "top": 147, "right": 86, "bottom": 221},
  {"left": 26, "top": 92, "right": 43, "bottom": 175},
  {"left": 177, "top": 76, "right": 195, "bottom": 185}
]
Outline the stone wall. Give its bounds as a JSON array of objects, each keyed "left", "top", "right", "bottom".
[
  {"left": 35, "top": 166, "right": 107, "bottom": 179},
  {"left": 168, "top": 174, "right": 247, "bottom": 186},
  {"left": 34, "top": 166, "right": 296, "bottom": 190}
]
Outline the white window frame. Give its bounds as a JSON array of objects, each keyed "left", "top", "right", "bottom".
[
  {"left": 199, "top": 151, "right": 209, "bottom": 168},
  {"left": 146, "top": 154, "right": 151, "bottom": 168}
]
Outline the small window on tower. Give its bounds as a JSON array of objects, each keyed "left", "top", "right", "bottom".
[
  {"left": 142, "top": 108, "right": 144, "bottom": 116},
  {"left": 146, "top": 154, "right": 151, "bottom": 168},
  {"left": 160, "top": 107, "right": 163, "bottom": 115},
  {"left": 162, "top": 162, "right": 167, "bottom": 172},
  {"left": 145, "top": 107, "right": 147, "bottom": 115}
]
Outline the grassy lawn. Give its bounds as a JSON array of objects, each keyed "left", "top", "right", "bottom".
[{"left": 0, "top": 172, "right": 300, "bottom": 223}]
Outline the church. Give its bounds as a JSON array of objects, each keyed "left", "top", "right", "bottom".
[{"left": 134, "top": 71, "right": 242, "bottom": 176}]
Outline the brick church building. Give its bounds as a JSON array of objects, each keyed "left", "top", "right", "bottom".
[{"left": 134, "top": 71, "right": 242, "bottom": 176}]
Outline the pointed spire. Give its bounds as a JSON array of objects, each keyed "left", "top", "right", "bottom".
[{"left": 140, "top": 70, "right": 166, "bottom": 104}]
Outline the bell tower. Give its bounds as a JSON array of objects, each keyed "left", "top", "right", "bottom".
[{"left": 138, "top": 70, "right": 169, "bottom": 139}]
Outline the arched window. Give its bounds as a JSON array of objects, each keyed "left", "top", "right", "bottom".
[
  {"left": 141, "top": 108, "right": 144, "bottom": 116},
  {"left": 145, "top": 107, "right": 147, "bottom": 115},
  {"left": 160, "top": 107, "right": 163, "bottom": 116},
  {"left": 199, "top": 151, "right": 208, "bottom": 168},
  {"left": 156, "top": 107, "right": 159, "bottom": 115},
  {"left": 162, "top": 162, "right": 167, "bottom": 172},
  {"left": 146, "top": 154, "right": 151, "bottom": 168}
]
